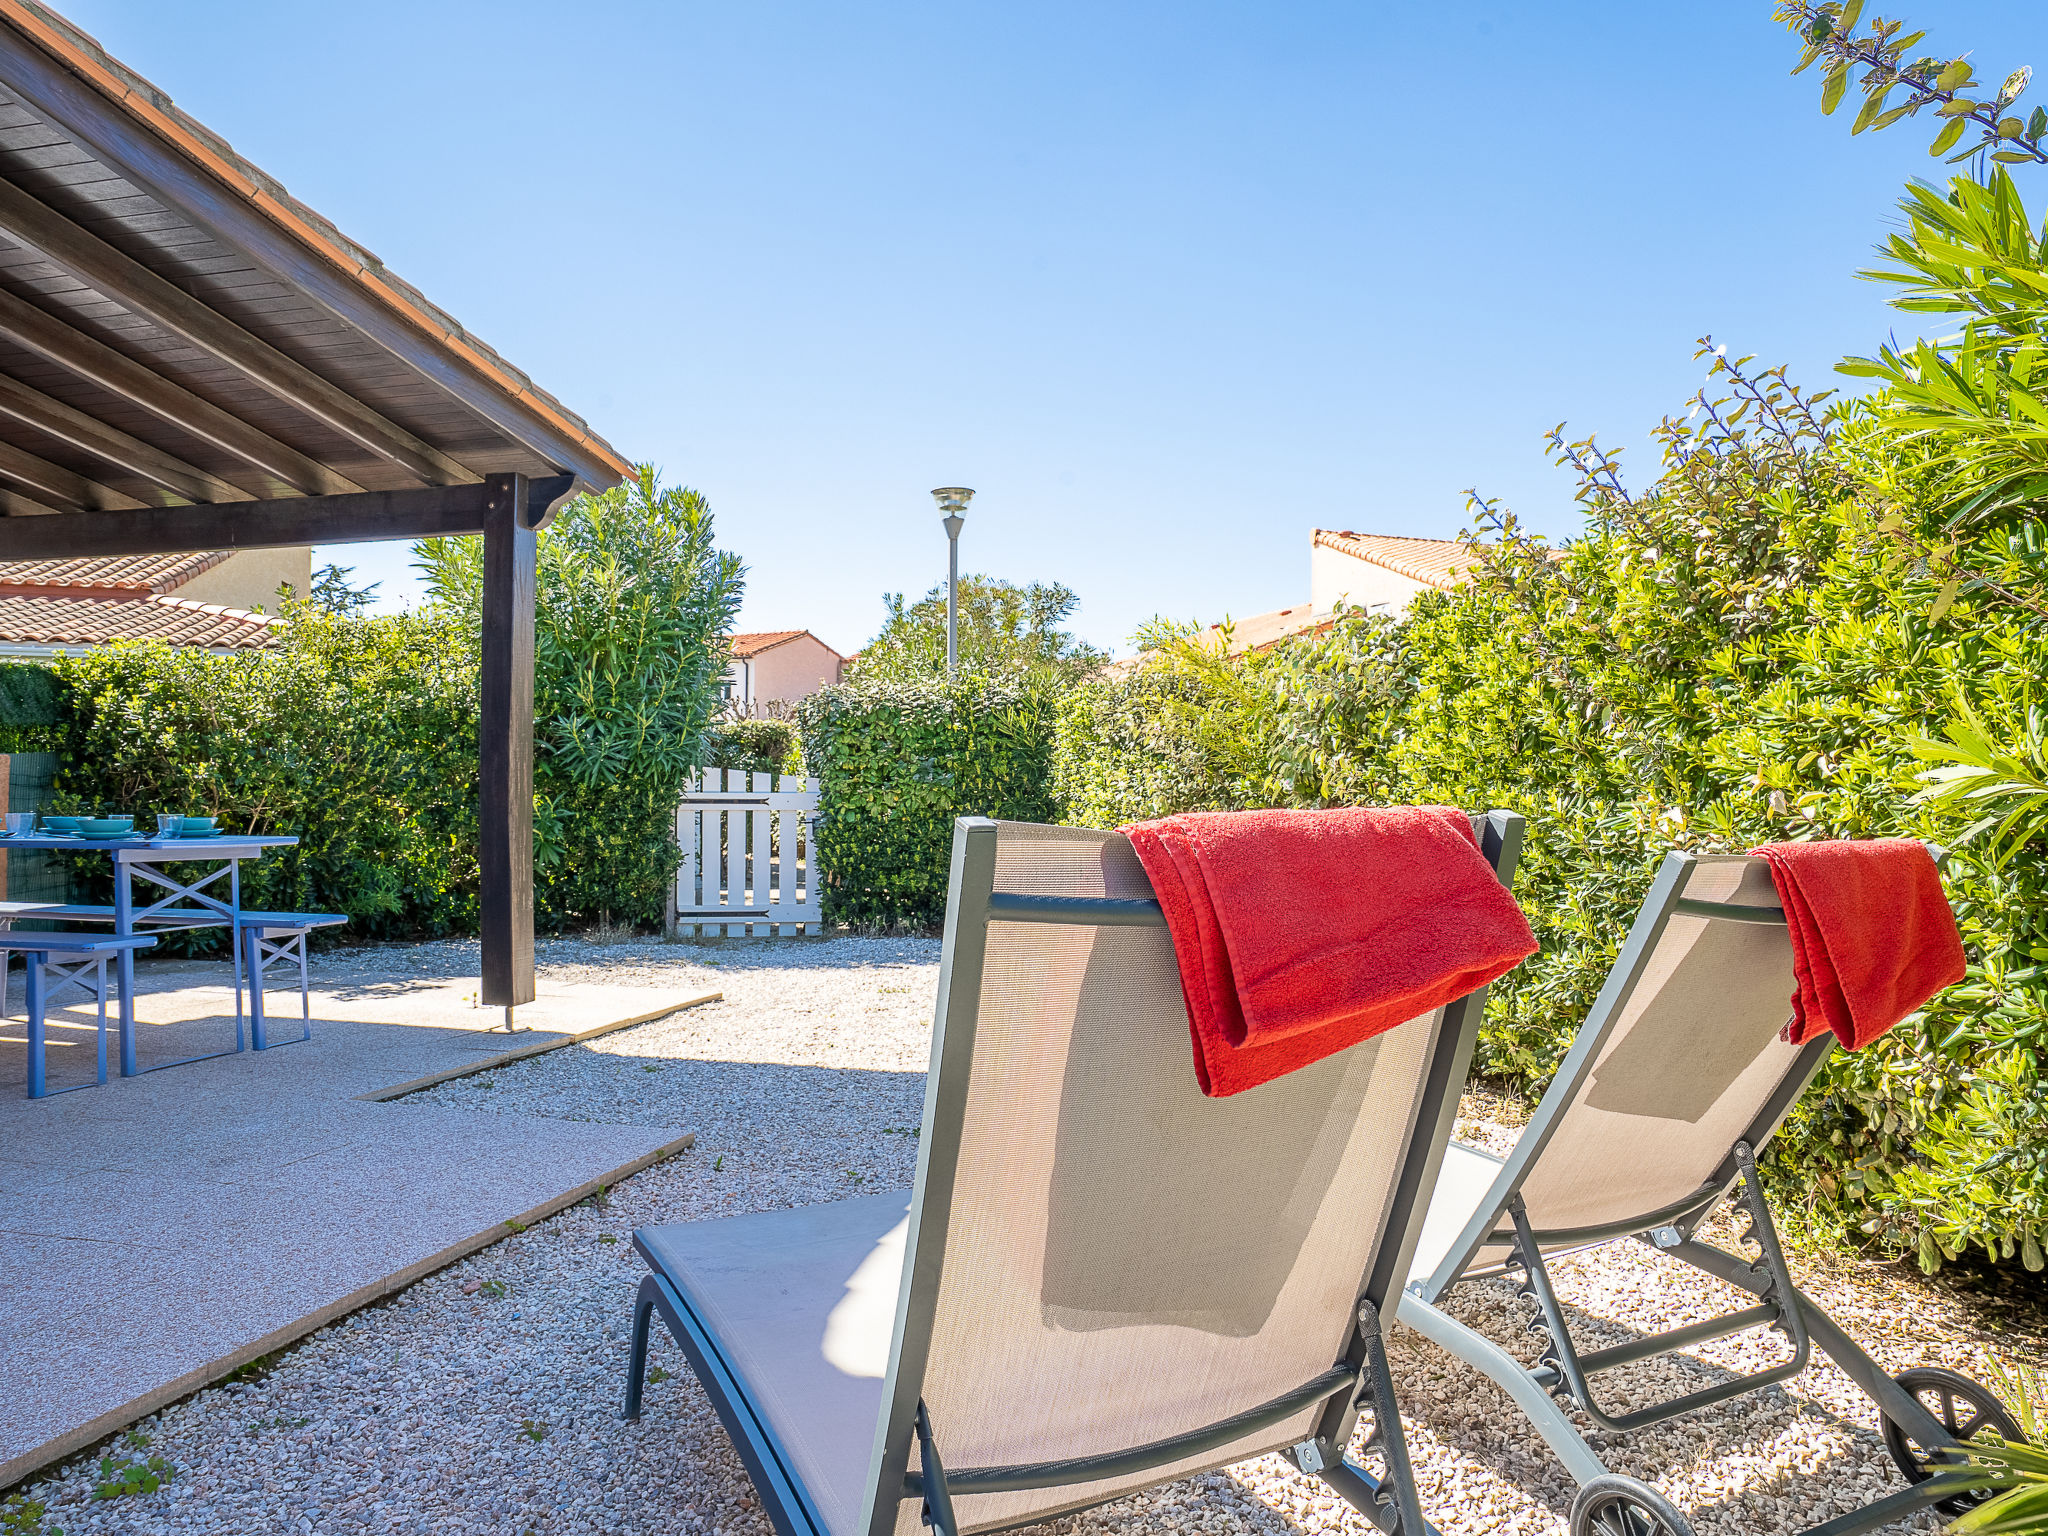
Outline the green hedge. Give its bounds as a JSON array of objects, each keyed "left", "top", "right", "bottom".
[
  {"left": 703, "top": 718, "right": 801, "bottom": 774},
  {"left": 52, "top": 609, "right": 481, "bottom": 943},
  {"left": 799, "top": 677, "right": 1057, "bottom": 926},
  {"left": 0, "top": 661, "right": 63, "bottom": 753},
  {"left": 1051, "top": 377, "right": 2048, "bottom": 1274},
  {"left": 45, "top": 597, "right": 719, "bottom": 943}
]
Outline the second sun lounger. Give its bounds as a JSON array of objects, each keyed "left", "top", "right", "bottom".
[
  {"left": 1396, "top": 849, "right": 2019, "bottom": 1536},
  {"left": 624, "top": 810, "right": 1525, "bottom": 1536}
]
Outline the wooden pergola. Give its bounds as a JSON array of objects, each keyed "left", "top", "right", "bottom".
[{"left": 0, "top": 3, "right": 630, "bottom": 1007}]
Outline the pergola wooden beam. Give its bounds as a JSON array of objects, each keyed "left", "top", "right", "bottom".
[
  {"left": 0, "top": 367, "right": 248, "bottom": 504},
  {"left": 0, "top": 176, "right": 479, "bottom": 489},
  {"left": 0, "top": 283, "right": 360, "bottom": 498},
  {"left": 479, "top": 474, "right": 536, "bottom": 1009},
  {"left": 0, "top": 472, "right": 573, "bottom": 557}
]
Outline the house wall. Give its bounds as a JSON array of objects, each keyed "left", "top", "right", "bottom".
[
  {"left": 743, "top": 636, "right": 842, "bottom": 716},
  {"left": 175, "top": 547, "right": 313, "bottom": 613},
  {"left": 1310, "top": 545, "right": 1435, "bottom": 615}
]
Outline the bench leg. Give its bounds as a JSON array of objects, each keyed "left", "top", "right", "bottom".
[{"left": 94, "top": 956, "right": 109, "bottom": 1087}]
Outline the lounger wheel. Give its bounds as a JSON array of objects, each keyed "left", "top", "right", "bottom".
[
  {"left": 1879, "top": 1366, "right": 2023, "bottom": 1513},
  {"left": 1569, "top": 1475, "right": 1696, "bottom": 1536}
]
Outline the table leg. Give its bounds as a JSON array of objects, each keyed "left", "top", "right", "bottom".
[
  {"left": 246, "top": 926, "right": 267, "bottom": 1050},
  {"left": 25, "top": 951, "right": 44, "bottom": 1098},
  {"left": 113, "top": 859, "right": 136, "bottom": 1076},
  {"left": 231, "top": 857, "right": 244, "bottom": 1032}
]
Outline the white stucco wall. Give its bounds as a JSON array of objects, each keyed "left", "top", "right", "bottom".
[{"left": 1310, "top": 544, "right": 1433, "bottom": 615}]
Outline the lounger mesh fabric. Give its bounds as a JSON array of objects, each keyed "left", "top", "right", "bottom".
[
  {"left": 1462, "top": 854, "right": 1807, "bottom": 1277},
  {"left": 877, "top": 821, "right": 1450, "bottom": 1535}
]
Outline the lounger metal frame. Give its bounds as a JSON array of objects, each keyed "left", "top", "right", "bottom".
[
  {"left": 626, "top": 811, "right": 1527, "bottom": 1536},
  {"left": 1397, "top": 850, "right": 1973, "bottom": 1536}
]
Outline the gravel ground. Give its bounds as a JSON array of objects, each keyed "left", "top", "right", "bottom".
[{"left": 9, "top": 935, "right": 2042, "bottom": 1536}]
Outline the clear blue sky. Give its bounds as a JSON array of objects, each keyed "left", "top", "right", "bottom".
[{"left": 54, "top": 0, "right": 2048, "bottom": 656}]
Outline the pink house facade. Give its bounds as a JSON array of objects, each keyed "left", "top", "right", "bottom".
[{"left": 723, "top": 630, "right": 845, "bottom": 717}]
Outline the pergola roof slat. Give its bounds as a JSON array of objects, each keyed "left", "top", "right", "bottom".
[
  {"left": 0, "top": 277, "right": 362, "bottom": 495},
  {"left": 0, "top": 363, "right": 245, "bottom": 502},
  {"left": 0, "top": 13, "right": 626, "bottom": 493},
  {"left": 0, "top": 174, "right": 478, "bottom": 487},
  {"left": 0, "top": 425, "right": 138, "bottom": 507}
]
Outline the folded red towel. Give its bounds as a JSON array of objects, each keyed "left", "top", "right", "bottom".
[
  {"left": 1750, "top": 839, "right": 1966, "bottom": 1051},
  {"left": 1122, "top": 806, "right": 1537, "bottom": 1097}
]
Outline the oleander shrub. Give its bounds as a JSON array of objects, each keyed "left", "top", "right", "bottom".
[
  {"left": 416, "top": 465, "right": 744, "bottom": 930},
  {"left": 1044, "top": 0, "right": 2048, "bottom": 1271},
  {"left": 798, "top": 675, "right": 1057, "bottom": 926}
]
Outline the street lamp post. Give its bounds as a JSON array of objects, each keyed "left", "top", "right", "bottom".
[{"left": 931, "top": 487, "right": 974, "bottom": 676}]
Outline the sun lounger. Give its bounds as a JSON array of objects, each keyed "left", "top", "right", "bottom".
[
  {"left": 623, "top": 811, "right": 1525, "bottom": 1536},
  {"left": 1396, "top": 849, "right": 2019, "bottom": 1536}
]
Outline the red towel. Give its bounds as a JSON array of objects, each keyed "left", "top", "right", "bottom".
[
  {"left": 1750, "top": 839, "right": 1966, "bottom": 1051},
  {"left": 1122, "top": 806, "right": 1537, "bottom": 1097}
]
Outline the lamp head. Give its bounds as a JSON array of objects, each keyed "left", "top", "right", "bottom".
[{"left": 930, "top": 486, "right": 975, "bottom": 515}]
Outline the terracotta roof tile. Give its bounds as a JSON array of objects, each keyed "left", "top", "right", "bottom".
[
  {"left": 1207, "top": 602, "right": 1332, "bottom": 657},
  {"left": 0, "top": 551, "right": 228, "bottom": 594},
  {"left": 729, "top": 630, "right": 843, "bottom": 660},
  {"left": 1312, "top": 530, "right": 1484, "bottom": 590},
  {"left": 0, "top": 591, "right": 278, "bottom": 649}
]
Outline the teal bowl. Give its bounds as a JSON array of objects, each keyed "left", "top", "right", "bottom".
[
  {"left": 40, "top": 815, "right": 81, "bottom": 834},
  {"left": 77, "top": 816, "right": 135, "bottom": 837},
  {"left": 178, "top": 816, "right": 218, "bottom": 833}
]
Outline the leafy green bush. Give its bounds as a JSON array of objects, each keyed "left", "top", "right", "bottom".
[
  {"left": 54, "top": 607, "right": 480, "bottom": 943},
  {"left": 1054, "top": 346, "right": 2048, "bottom": 1272},
  {"left": 703, "top": 718, "right": 801, "bottom": 774},
  {"left": 799, "top": 676, "right": 1057, "bottom": 926},
  {"left": 0, "top": 661, "right": 63, "bottom": 753},
  {"left": 46, "top": 467, "right": 742, "bottom": 939}
]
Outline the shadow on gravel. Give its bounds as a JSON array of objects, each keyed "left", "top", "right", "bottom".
[{"left": 1402, "top": 1273, "right": 1906, "bottom": 1528}]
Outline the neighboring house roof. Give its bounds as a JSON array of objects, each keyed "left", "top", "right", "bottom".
[
  {"left": 0, "top": 592, "right": 277, "bottom": 650},
  {"left": 728, "top": 630, "right": 845, "bottom": 661},
  {"left": 0, "top": 550, "right": 275, "bottom": 652},
  {"left": 1100, "top": 602, "right": 1332, "bottom": 679},
  {"left": 0, "top": 552, "right": 228, "bottom": 595},
  {"left": 1207, "top": 602, "right": 1332, "bottom": 657},
  {"left": 1313, "top": 529, "right": 1483, "bottom": 591}
]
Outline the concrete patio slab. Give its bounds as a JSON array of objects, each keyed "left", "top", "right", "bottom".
[{"left": 0, "top": 949, "right": 715, "bottom": 1489}]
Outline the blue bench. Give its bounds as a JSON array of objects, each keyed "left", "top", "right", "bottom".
[
  {"left": 1, "top": 932, "right": 159, "bottom": 1098},
  {"left": 237, "top": 911, "right": 348, "bottom": 1050}
]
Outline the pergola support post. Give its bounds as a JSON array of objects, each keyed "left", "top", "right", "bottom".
[{"left": 479, "top": 472, "right": 536, "bottom": 1013}]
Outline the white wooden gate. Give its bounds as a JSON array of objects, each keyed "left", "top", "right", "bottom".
[{"left": 668, "top": 769, "right": 822, "bottom": 937}]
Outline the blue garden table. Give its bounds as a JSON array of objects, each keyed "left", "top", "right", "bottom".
[{"left": 0, "top": 831, "right": 298, "bottom": 1076}]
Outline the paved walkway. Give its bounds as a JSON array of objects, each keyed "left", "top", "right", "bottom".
[{"left": 0, "top": 949, "right": 710, "bottom": 1487}]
